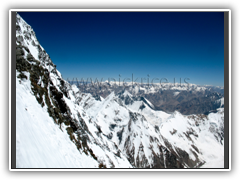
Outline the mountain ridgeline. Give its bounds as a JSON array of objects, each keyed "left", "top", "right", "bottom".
[
  {"left": 72, "top": 81, "right": 224, "bottom": 115},
  {"left": 15, "top": 13, "right": 224, "bottom": 168}
]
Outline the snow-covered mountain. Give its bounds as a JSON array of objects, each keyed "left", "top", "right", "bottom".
[
  {"left": 15, "top": 13, "right": 224, "bottom": 168},
  {"left": 73, "top": 80, "right": 224, "bottom": 115},
  {"left": 79, "top": 88, "right": 224, "bottom": 168}
]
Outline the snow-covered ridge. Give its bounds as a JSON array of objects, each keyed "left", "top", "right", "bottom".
[
  {"left": 16, "top": 13, "right": 43, "bottom": 61},
  {"left": 16, "top": 13, "right": 132, "bottom": 168},
  {"left": 16, "top": 72, "right": 99, "bottom": 168},
  {"left": 216, "top": 97, "right": 224, "bottom": 108}
]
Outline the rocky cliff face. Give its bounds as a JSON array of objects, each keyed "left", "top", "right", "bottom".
[{"left": 15, "top": 13, "right": 224, "bottom": 168}]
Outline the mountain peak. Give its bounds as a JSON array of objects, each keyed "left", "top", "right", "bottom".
[
  {"left": 117, "top": 89, "right": 133, "bottom": 98},
  {"left": 16, "top": 13, "right": 56, "bottom": 70},
  {"left": 104, "top": 91, "right": 116, "bottom": 101}
]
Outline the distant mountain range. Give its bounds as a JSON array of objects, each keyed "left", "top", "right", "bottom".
[
  {"left": 70, "top": 80, "right": 224, "bottom": 115},
  {"left": 15, "top": 13, "right": 224, "bottom": 168}
]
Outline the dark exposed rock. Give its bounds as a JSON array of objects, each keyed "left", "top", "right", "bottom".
[
  {"left": 161, "top": 136, "right": 203, "bottom": 168},
  {"left": 93, "top": 94, "right": 101, "bottom": 101},
  {"left": 117, "top": 128, "right": 124, "bottom": 144},
  {"left": 109, "top": 124, "right": 117, "bottom": 130},
  {"left": 139, "top": 103, "right": 146, "bottom": 110},
  {"left": 15, "top": 18, "right": 106, "bottom": 166}
]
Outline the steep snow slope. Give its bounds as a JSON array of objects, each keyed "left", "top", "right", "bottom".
[
  {"left": 160, "top": 109, "right": 224, "bottom": 168},
  {"left": 16, "top": 72, "right": 98, "bottom": 168},
  {"left": 16, "top": 13, "right": 132, "bottom": 168}
]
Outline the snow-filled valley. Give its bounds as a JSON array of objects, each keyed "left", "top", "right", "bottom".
[{"left": 15, "top": 13, "right": 225, "bottom": 169}]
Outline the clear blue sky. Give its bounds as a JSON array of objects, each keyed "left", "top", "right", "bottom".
[{"left": 18, "top": 12, "right": 224, "bottom": 86}]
